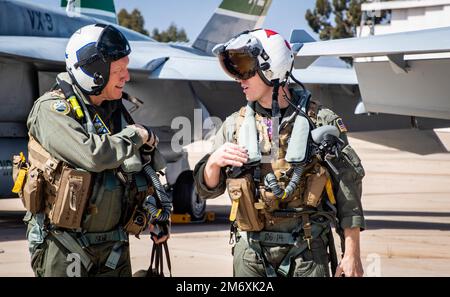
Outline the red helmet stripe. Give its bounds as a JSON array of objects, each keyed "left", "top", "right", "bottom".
[{"left": 264, "top": 29, "right": 278, "bottom": 38}]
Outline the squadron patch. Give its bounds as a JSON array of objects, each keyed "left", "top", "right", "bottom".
[
  {"left": 335, "top": 118, "right": 348, "bottom": 133},
  {"left": 51, "top": 100, "right": 71, "bottom": 115},
  {"left": 93, "top": 113, "right": 111, "bottom": 135}
]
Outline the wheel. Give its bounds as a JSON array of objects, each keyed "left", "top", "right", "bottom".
[{"left": 172, "top": 171, "right": 206, "bottom": 220}]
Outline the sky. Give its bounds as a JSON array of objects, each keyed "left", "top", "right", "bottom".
[{"left": 19, "top": 0, "right": 318, "bottom": 41}]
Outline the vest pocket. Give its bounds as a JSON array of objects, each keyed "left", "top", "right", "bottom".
[
  {"left": 22, "top": 166, "right": 44, "bottom": 214},
  {"left": 49, "top": 167, "right": 92, "bottom": 229},
  {"left": 226, "top": 174, "right": 264, "bottom": 232},
  {"left": 302, "top": 164, "right": 328, "bottom": 208}
]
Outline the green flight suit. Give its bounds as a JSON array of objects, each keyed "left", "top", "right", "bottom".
[
  {"left": 193, "top": 88, "right": 366, "bottom": 277},
  {"left": 24, "top": 73, "right": 146, "bottom": 277}
]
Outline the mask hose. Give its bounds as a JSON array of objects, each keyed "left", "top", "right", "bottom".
[
  {"left": 264, "top": 165, "right": 304, "bottom": 200},
  {"left": 142, "top": 163, "right": 172, "bottom": 223}
]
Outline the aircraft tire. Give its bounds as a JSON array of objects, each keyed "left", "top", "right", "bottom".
[{"left": 172, "top": 171, "right": 206, "bottom": 221}]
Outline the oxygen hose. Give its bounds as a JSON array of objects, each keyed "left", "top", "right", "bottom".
[
  {"left": 142, "top": 162, "right": 172, "bottom": 223},
  {"left": 264, "top": 165, "right": 304, "bottom": 200}
]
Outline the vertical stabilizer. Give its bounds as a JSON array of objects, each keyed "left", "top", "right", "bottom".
[
  {"left": 193, "top": 0, "right": 272, "bottom": 54},
  {"left": 61, "top": 0, "right": 117, "bottom": 24}
]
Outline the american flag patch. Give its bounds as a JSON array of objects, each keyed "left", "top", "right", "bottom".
[{"left": 335, "top": 118, "right": 347, "bottom": 133}]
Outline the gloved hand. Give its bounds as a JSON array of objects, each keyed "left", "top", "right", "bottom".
[
  {"left": 143, "top": 125, "right": 159, "bottom": 151},
  {"left": 128, "top": 124, "right": 159, "bottom": 149},
  {"left": 149, "top": 222, "right": 170, "bottom": 244}
]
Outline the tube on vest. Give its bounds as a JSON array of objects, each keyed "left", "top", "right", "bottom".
[
  {"left": 238, "top": 102, "right": 261, "bottom": 164},
  {"left": 285, "top": 115, "right": 310, "bottom": 163}
]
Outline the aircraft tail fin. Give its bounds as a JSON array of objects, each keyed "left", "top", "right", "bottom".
[
  {"left": 61, "top": 0, "right": 117, "bottom": 24},
  {"left": 289, "top": 29, "right": 316, "bottom": 55},
  {"left": 192, "top": 0, "right": 272, "bottom": 54}
]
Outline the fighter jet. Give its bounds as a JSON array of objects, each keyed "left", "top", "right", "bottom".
[{"left": 3, "top": 0, "right": 442, "bottom": 218}]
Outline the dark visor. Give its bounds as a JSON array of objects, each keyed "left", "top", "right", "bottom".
[
  {"left": 96, "top": 25, "right": 131, "bottom": 62},
  {"left": 74, "top": 25, "right": 131, "bottom": 69},
  {"left": 218, "top": 49, "right": 259, "bottom": 80}
]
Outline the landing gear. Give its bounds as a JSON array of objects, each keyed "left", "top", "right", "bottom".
[{"left": 172, "top": 171, "right": 206, "bottom": 221}]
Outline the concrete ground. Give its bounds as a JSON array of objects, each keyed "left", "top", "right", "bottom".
[{"left": 1, "top": 129, "right": 450, "bottom": 277}]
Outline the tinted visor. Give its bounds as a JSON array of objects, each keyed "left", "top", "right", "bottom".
[
  {"left": 218, "top": 49, "right": 258, "bottom": 80},
  {"left": 96, "top": 25, "right": 131, "bottom": 62}
]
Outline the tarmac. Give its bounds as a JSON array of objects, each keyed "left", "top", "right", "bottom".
[{"left": 1, "top": 129, "right": 450, "bottom": 277}]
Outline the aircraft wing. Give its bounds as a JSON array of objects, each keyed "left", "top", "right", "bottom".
[
  {"left": 0, "top": 36, "right": 357, "bottom": 84},
  {"left": 294, "top": 27, "right": 450, "bottom": 120},
  {"left": 0, "top": 36, "right": 65, "bottom": 70},
  {"left": 292, "top": 66, "right": 357, "bottom": 85},
  {"left": 0, "top": 36, "right": 230, "bottom": 80},
  {"left": 294, "top": 26, "right": 450, "bottom": 68}
]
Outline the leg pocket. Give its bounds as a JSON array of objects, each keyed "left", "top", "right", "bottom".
[
  {"left": 233, "top": 239, "right": 265, "bottom": 277},
  {"left": 292, "top": 258, "right": 329, "bottom": 277},
  {"left": 292, "top": 240, "right": 330, "bottom": 277},
  {"left": 30, "top": 242, "right": 48, "bottom": 277}
]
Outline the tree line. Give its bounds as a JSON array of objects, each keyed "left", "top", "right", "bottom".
[{"left": 118, "top": 8, "right": 188, "bottom": 43}]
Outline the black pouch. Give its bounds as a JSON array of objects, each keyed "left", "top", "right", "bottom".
[{"left": 341, "top": 145, "right": 365, "bottom": 179}]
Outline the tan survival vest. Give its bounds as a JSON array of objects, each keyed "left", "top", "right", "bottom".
[
  {"left": 226, "top": 102, "right": 335, "bottom": 231},
  {"left": 12, "top": 135, "right": 92, "bottom": 229}
]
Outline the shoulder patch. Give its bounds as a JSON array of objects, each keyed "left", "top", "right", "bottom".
[
  {"left": 50, "top": 100, "right": 71, "bottom": 115},
  {"left": 93, "top": 114, "right": 111, "bottom": 135},
  {"left": 335, "top": 118, "right": 348, "bottom": 133}
]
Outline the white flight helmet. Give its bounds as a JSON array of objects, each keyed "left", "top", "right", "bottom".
[
  {"left": 65, "top": 24, "right": 131, "bottom": 95},
  {"left": 212, "top": 29, "right": 294, "bottom": 86}
]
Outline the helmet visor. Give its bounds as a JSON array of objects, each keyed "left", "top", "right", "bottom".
[
  {"left": 218, "top": 49, "right": 258, "bottom": 80},
  {"left": 96, "top": 25, "right": 131, "bottom": 62}
]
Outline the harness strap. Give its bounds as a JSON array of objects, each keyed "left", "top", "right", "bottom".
[
  {"left": 277, "top": 220, "right": 327, "bottom": 276},
  {"left": 105, "top": 241, "right": 124, "bottom": 270},
  {"left": 302, "top": 213, "right": 313, "bottom": 250},
  {"left": 50, "top": 230, "right": 94, "bottom": 272},
  {"left": 77, "top": 227, "right": 128, "bottom": 248},
  {"left": 246, "top": 235, "right": 277, "bottom": 277},
  {"left": 249, "top": 231, "right": 296, "bottom": 245},
  {"left": 78, "top": 227, "right": 128, "bottom": 270},
  {"left": 147, "top": 241, "right": 172, "bottom": 277},
  {"left": 277, "top": 241, "right": 309, "bottom": 277},
  {"left": 243, "top": 213, "right": 331, "bottom": 277},
  {"left": 52, "top": 227, "right": 128, "bottom": 271}
]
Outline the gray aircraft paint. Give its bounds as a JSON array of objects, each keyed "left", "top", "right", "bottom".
[{"left": 294, "top": 26, "right": 450, "bottom": 120}]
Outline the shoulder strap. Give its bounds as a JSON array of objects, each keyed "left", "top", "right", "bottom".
[
  {"left": 28, "top": 135, "right": 61, "bottom": 181},
  {"left": 234, "top": 107, "right": 246, "bottom": 139},
  {"left": 307, "top": 100, "right": 320, "bottom": 120}
]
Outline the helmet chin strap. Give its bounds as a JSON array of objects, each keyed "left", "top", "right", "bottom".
[{"left": 271, "top": 79, "right": 281, "bottom": 119}]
